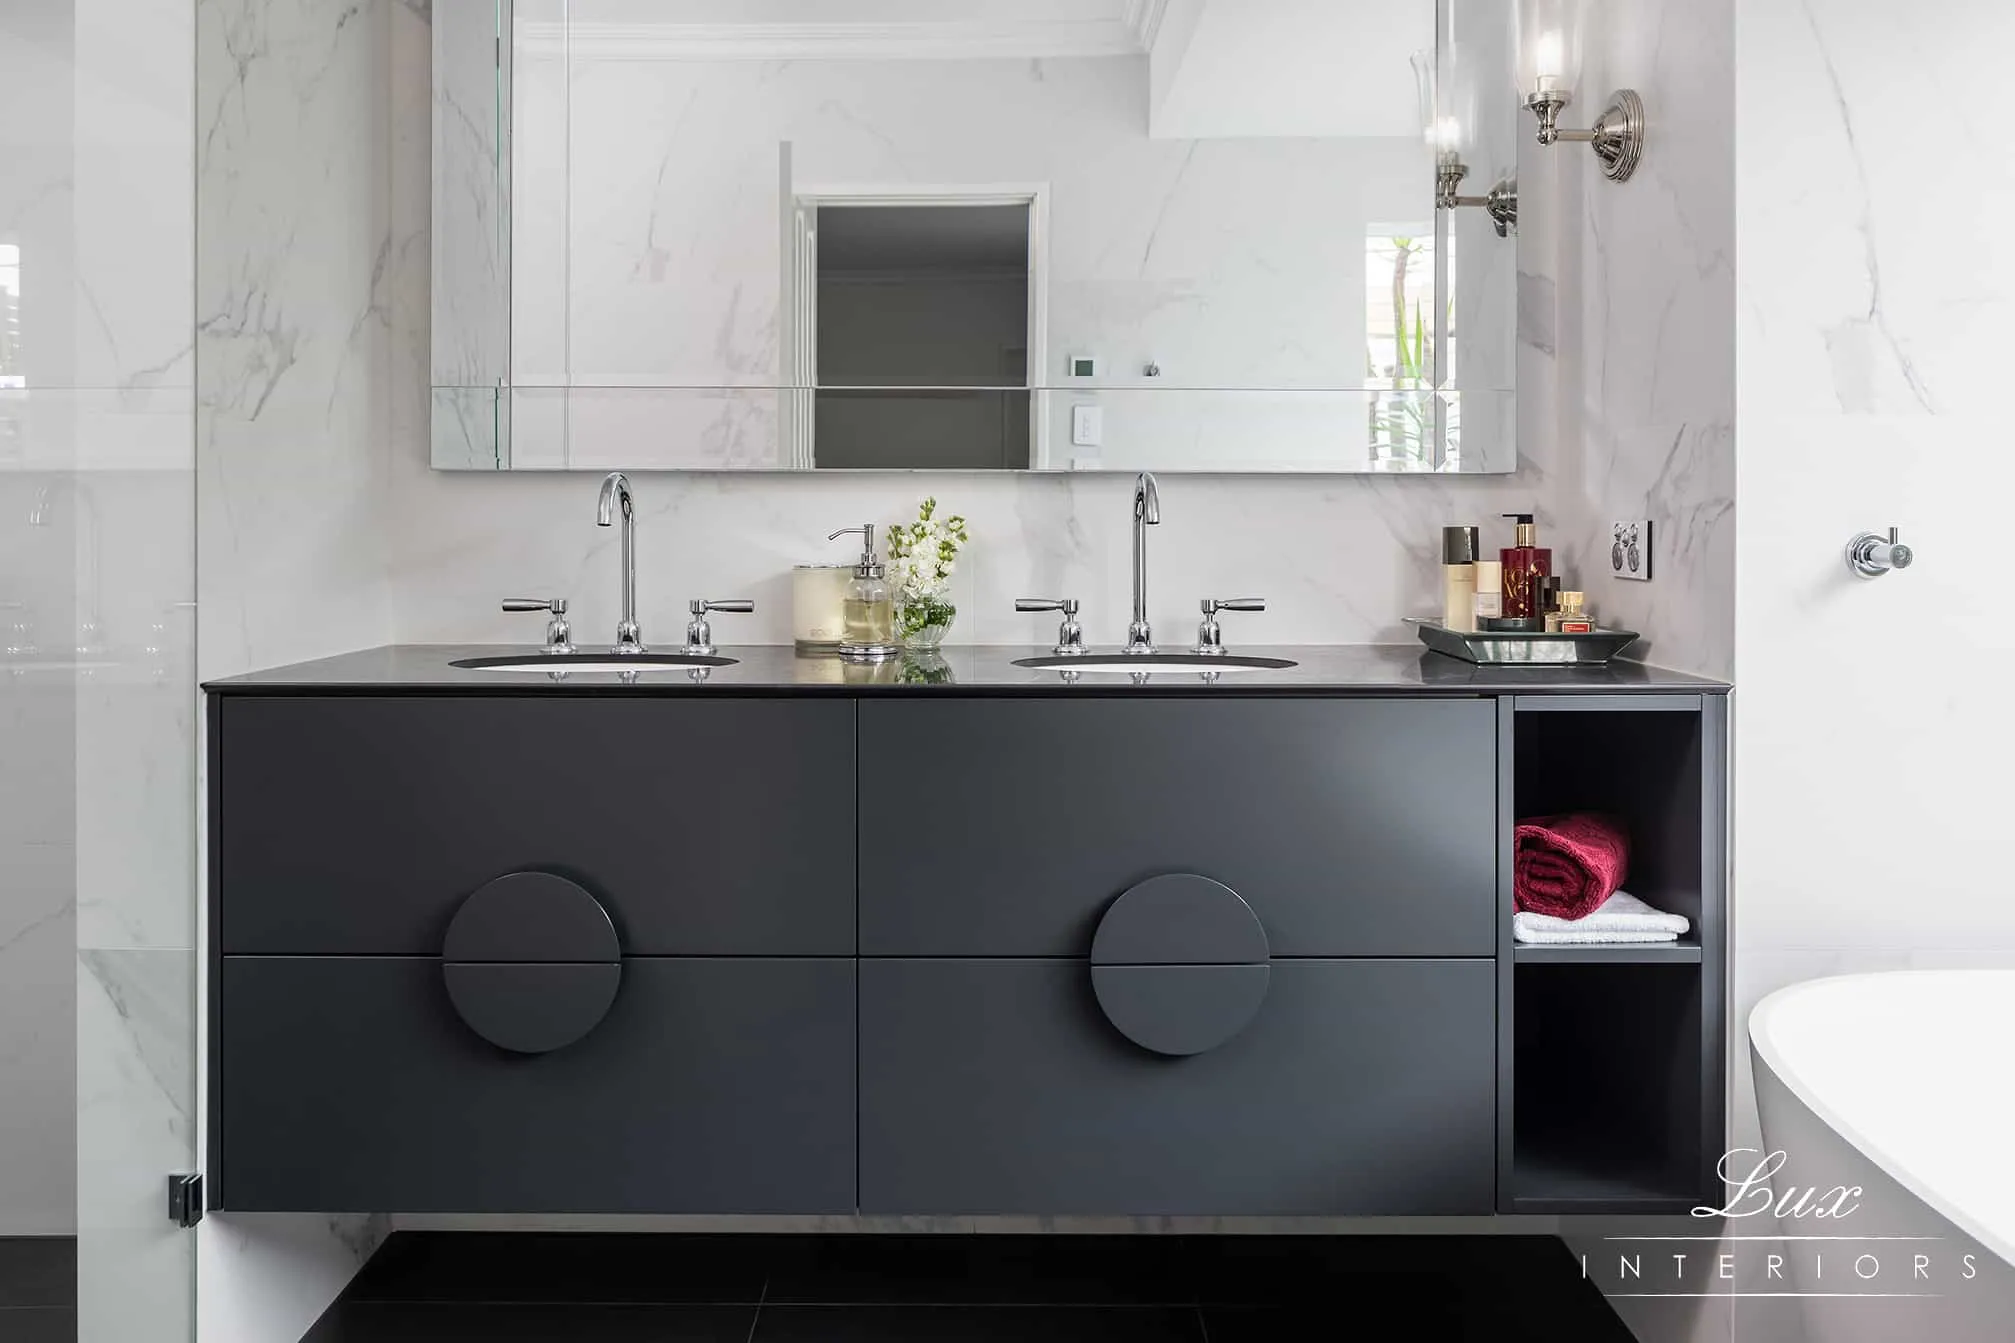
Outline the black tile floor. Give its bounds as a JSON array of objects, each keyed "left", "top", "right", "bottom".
[
  {"left": 0, "top": 1236, "right": 76, "bottom": 1342},
  {"left": 308, "top": 1232, "right": 1634, "bottom": 1342}
]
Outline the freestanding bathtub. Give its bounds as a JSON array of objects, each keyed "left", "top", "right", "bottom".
[{"left": 1750, "top": 971, "right": 2015, "bottom": 1342}]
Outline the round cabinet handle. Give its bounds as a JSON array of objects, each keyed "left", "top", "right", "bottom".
[
  {"left": 1088, "top": 874, "right": 1270, "bottom": 1057},
  {"left": 441, "top": 872, "right": 622, "bottom": 1055}
]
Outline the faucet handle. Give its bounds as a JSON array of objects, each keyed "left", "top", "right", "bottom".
[
  {"left": 1016, "top": 597, "right": 1086, "bottom": 656},
  {"left": 685, "top": 598, "right": 754, "bottom": 656},
  {"left": 1195, "top": 597, "right": 1266, "bottom": 655},
  {"left": 502, "top": 597, "right": 573, "bottom": 655}
]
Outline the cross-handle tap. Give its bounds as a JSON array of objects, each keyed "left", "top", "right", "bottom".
[
  {"left": 1126, "top": 472, "right": 1161, "bottom": 654},
  {"left": 596, "top": 472, "right": 644, "bottom": 651}
]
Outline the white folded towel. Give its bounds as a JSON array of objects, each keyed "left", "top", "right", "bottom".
[{"left": 1512, "top": 891, "right": 1691, "bottom": 945}]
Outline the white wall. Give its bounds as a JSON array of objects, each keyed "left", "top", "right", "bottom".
[{"left": 1729, "top": 2, "right": 2015, "bottom": 1339}]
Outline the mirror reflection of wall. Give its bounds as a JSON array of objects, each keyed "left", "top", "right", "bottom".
[
  {"left": 810, "top": 203, "right": 1032, "bottom": 471},
  {"left": 432, "top": 0, "right": 1519, "bottom": 473}
]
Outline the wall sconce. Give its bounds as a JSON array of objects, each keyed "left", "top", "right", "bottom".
[
  {"left": 1412, "top": 53, "right": 1517, "bottom": 238},
  {"left": 1514, "top": 0, "right": 1645, "bottom": 182}
]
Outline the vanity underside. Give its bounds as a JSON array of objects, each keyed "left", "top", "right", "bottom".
[{"left": 206, "top": 688, "right": 1726, "bottom": 1219}]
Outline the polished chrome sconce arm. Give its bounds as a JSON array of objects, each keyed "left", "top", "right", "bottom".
[
  {"left": 1436, "top": 158, "right": 1519, "bottom": 237},
  {"left": 1525, "top": 88, "right": 1645, "bottom": 182}
]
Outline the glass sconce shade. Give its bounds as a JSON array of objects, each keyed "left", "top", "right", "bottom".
[
  {"left": 1515, "top": 0, "right": 1582, "bottom": 101},
  {"left": 1411, "top": 49, "right": 1470, "bottom": 156}
]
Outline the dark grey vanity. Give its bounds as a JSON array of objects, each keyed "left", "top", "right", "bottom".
[{"left": 204, "top": 646, "right": 1727, "bottom": 1221}]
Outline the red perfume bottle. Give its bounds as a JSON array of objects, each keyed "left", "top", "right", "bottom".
[{"left": 1500, "top": 513, "right": 1553, "bottom": 620}]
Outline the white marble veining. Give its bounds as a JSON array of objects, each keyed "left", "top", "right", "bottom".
[
  {"left": 1540, "top": 0, "right": 1736, "bottom": 682},
  {"left": 192, "top": 1, "right": 400, "bottom": 1338},
  {"left": 196, "top": 0, "right": 397, "bottom": 682},
  {"left": 77, "top": 948, "right": 195, "bottom": 1341}
]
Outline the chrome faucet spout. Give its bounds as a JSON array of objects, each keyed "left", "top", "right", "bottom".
[
  {"left": 1126, "top": 471, "right": 1160, "bottom": 654},
  {"left": 596, "top": 472, "right": 643, "bottom": 651}
]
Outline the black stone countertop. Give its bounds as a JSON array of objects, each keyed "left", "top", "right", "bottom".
[{"left": 205, "top": 644, "right": 1730, "bottom": 696}]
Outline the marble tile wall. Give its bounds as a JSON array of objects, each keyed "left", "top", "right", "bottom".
[
  {"left": 193, "top": 0, "right": 398, "bottom": 1336},
  {"left": 1728, "top": 2, "right": 2015, "bottom": 1340}
]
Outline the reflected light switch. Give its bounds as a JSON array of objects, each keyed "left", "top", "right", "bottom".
[{"left": 1071, "top": 404, "right": 1104, "bottom": 448}]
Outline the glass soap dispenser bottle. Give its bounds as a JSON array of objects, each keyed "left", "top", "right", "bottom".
[{"left": 827, "top": 523, "right": 900, "bottom": 661}]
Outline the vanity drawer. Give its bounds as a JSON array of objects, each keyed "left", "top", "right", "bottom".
[
  {"left": 857, "top": 698, "right": 1495, "bottom": 957},
  {"left": 858, "top": 957, "right": 1495, "bottom": 1215},
  {"left": 214, "top": 696, "right": 854, "bottom": 955},
  {"left": 215, "top": 955, "right": 857, "bottom": 1213}
]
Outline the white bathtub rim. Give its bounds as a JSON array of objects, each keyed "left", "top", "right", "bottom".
[{"left": 1750, "top": 969, "right": 2015, "bottom": 1270}]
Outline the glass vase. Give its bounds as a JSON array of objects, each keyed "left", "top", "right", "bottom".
[{"left": 899, "top": 598, "right": 956, "bottom": 650}]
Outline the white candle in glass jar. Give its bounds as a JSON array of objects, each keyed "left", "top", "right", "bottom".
[{"left": 792, "top": 564, "right": 853, "bottom": 650}]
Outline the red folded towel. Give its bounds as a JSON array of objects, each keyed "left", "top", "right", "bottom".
[{"left": 1514, "top": 814, "right": 1631, "bottom": 920}]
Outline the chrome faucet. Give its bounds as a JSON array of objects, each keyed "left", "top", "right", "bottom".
[
  {"left": 1125, "top": 471, "right": 1160, "bottom": 654},
  {"left": 595, "top": 472, "right": 644, "bottom": 652}
]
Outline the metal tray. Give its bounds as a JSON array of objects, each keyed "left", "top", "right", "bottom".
[{"left": 1412, "top": 619, "right": 1641, "bottom": 665}]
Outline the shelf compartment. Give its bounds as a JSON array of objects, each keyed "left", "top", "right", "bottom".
[{"left": 1508, "top": 961, "right": 1706, "bottom": 1213}]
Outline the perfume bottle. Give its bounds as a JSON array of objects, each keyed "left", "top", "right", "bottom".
[
  {"left": 1499, "top": 513, "right": 1554, "bottom": 619},
  {"left": 826, "top": 523, "right": 900, "bottom": 661}
]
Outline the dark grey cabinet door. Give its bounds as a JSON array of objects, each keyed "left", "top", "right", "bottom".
[
  {"left": 216, "top": 697, "right": 854, "bottom": 955},
  {"left": 217, "top": 957, "right": 856, "bottom": 1213},
  {"left": 858, "top": 698, "right": 1496, "bottom": 956},
  {"left": 858, "top": 958, "right": 1495, "bottom": 1215}
]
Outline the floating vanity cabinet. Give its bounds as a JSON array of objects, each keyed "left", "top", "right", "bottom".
[
  {"left": 206, "top": 653, "right": 1730, "bottom": 1220},
  {"left": 209, "top": 695, "right": 858, "bottom": 1213}
]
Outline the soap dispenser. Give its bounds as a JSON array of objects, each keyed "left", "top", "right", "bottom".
[{"left": 827, "top": 524, "right": 900, "bottom": 661}]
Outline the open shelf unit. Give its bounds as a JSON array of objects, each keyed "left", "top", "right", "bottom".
[{"left": 1497, "top": 695, "right": 1726, "bottom": 1216}]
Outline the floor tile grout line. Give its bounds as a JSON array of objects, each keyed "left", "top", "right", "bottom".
[{"left": 743, "top": 1269, "right": 769, "bottom": 1343}]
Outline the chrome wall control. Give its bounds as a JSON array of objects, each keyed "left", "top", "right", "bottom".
[
  {"left": 1194, "top": 597, "right": 1267, "bottom": 655},
  {"left": 1846, "top": 527, "right": 1915, "bottom": 579},
  {"left": 596, "top": 472, "right": 645, "bottom": 651},
  {"left": 1127, "top": 472, "right": 1161, "bottom": 654},
  {"left": 501, "top": 597, "right": 574, "bottom": 654},
  {"left": 684, "top": 598, "right": 755, "bottom": 655},
  {"left": 1015, "top": 597, "right": 1086, "bottom": 656}
]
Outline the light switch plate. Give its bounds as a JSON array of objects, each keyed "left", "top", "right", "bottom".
[
  {"left": 1610, "top": 520, "right": 1653, "bottom": 581},
  {"left": 1071, "top": 404, "right": 1104, "bottom": 447}
]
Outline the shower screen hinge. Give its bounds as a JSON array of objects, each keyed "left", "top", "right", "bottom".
[{"left": 167, "top": 1173, "right": 204, "bottom": 1228}]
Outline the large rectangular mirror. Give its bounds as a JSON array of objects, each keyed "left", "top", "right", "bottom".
[{"left": 432, "top": 0, "right": 1518, "bottom": 472}]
